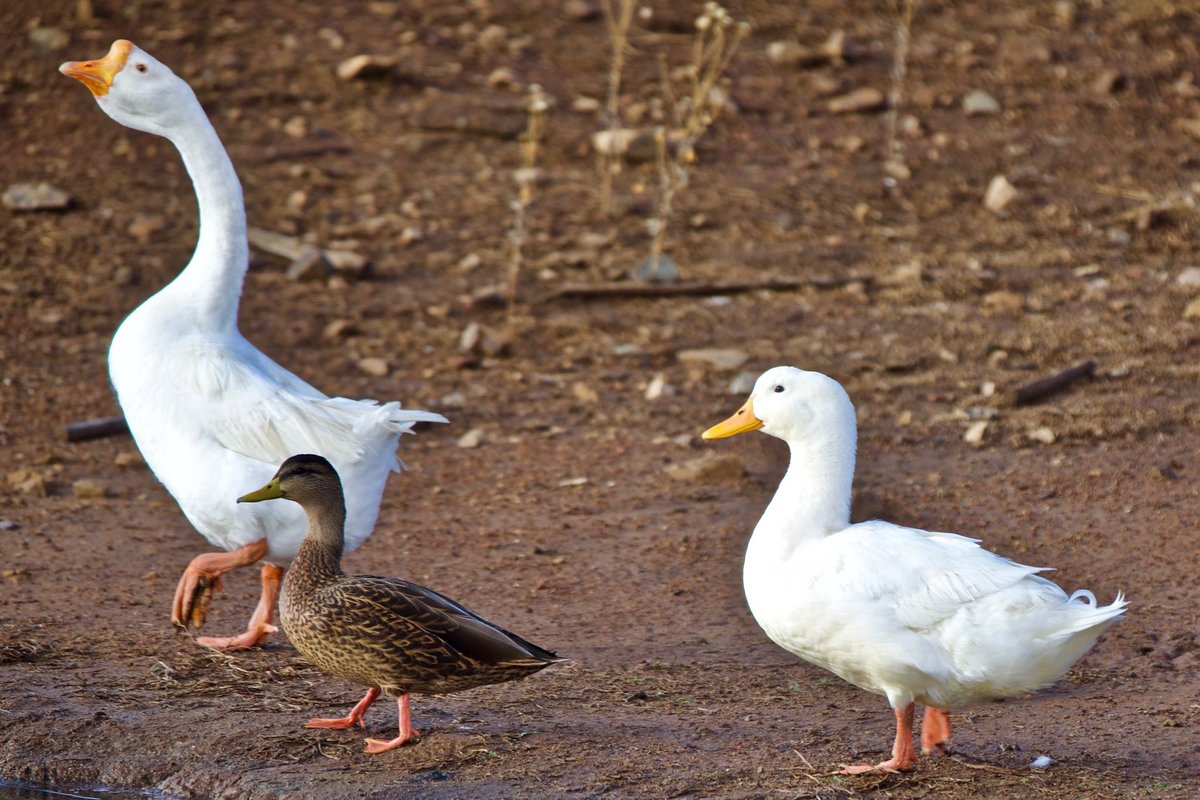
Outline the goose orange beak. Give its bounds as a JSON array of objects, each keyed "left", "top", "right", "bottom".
[
  {"left": 702, "top": 398, "right": 763, "bottom": 439},
  {"left": 60, "top": 39, "right": 133, "bottom": 97}
]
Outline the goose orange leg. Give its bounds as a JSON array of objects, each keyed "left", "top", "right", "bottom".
[
  {"left": 921, "top": 707, "right": 952, "bottom": 754},
  {"left": 305, "top": 688, "right": 381, "bottom": 730},
  {"left": 171, "top": 538, "right": 269, "bottom": 630},
  {"left": 364, "top": 694, "right": 421, "bottom": 754},
  {"left": 839, "top": 703, "right": 918, "bottom": 774},
  {"left": 195, "top": 562, "right": 283, "bottom": 650}
]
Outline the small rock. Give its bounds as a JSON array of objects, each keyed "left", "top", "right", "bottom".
[
  {"left": 557, "top": 476, "right": 589, "bottom": 487},
  {"left": 457, "top": 428, "right": 484, "bottom": 449},
  {"left": 3, "top": 182, "right": 71, "bottom": 212},
  {"left": 336, "top": 54, "right": 396, "bottom": 81},
  {"left": 283, "top": 116, "right": 308, "bottom": 139},
  {"left": 571, "top": 96, "right": 601, "bottom": 113},
  {"left": 325, "top": 250, "right": 368, "bottom": 275},
  {"left": 1029, "top": 755, "right": 1055, "bottom": 769},
  {"left": 486, "top": 67, "right": 519, "bottom": 90},
  {"left": 1028, "top": 427, "right": 1056, "bottom": 445},
  {"left": 0, "top": 519, "right": 19, "bottom": 531},
  {"left": 666, "top": 453, "right": 746, "bottom": 483},
  {"left": 357, "top": 357, "right": 389, "bottom": 377},
  {"left": 572, "top": 382, "right": 600, "bottom": 404},
  {"left": 827, "top": 87, "right": 886, "bottom": 114},
  {"left": 678, "top": 348, "right": 749, "bottom": 372},
  {"left": 631, "top": 255, "right": 678, "bottom": 283},
  {"left": 113, "top": 451, "right": 144, "bottom": 468},
  {"left": 591, "top": 128, "right": 656, "bottom": 162},
  {"left": 1184, "top": 297, "right": 1200, "bottom": 319},
  {"left": 29, "top": 26, "right": 69, "bottom": 52},
  {"left": 1092, "top": 69, "right": 1125, "bottom": 95},
  {"left": 984, "top": 174, "right": 1018, "bottom": 214},
  {"left": 1176, "top": 267, "right": 1200, "bottom": 286},
  {"left": 982, "top": 289, "right": 1024, "bottom": 314},
  {"left": 286, "top": 247, "right": 334, "bottom": 282},
  {"left": 324, "top": 319, "right": 357, "bottom": 339},
  {"left": 963, "top": 89, "right": 1001, "bottom": 115},
  {"left": 6, "top": 469, "right": 45, "bottom": 496},
  {"left": 458, "top": 253, "right": 482, "bottom": 272},
  {"left": 459, "top": 322, "right": 510, "bottom": 358},
  {"left": 128, "top": 213, "right": 166, "bottom": 245},
  {"left": 477, "top": 24, "right": 508, "bottom": 54},
  {"left": 765, "top": 40, "right": 823, "bottom": 68},
  {"left": 964, "top": 420, "right": 989, "bottom": 445},
  {"left": 644, "top": 373, "right": 671, "bottom": 401},
  {"left": 728, "top": 370, "right": 757, "bottom": 395},
  {"left": 72, "top": 478, "right": 108, "bottom": 499},
  {"left": 563, "top": 0, "right": 599, "bottom": 21},
  {"left": 1053, "top": 0, "right": 1076, "bottom": 27}
]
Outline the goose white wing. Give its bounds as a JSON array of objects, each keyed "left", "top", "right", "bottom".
[{"left": 185, "top": 336, "right": 444, "bottom": 468}]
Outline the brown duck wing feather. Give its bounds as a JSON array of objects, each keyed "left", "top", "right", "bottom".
[{"left": 346, "top": 575, "right": 561, "bottom": 665}]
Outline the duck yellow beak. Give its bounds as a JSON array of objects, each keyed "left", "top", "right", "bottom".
[
  {"left": 238, "top": 478, "right": 283, "bottom": 503},
  {"left": 60, "top": 39, "right": 133, "bottom": 97},
  {"left": 702, "top": 397, "right": 763, "bottom": 439}
]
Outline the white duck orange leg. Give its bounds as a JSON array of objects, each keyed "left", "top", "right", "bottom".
[
  {"left": 921, "top": 706, "right": 952, "bottom": 754},
  {"left": 194, "top": 562, "right": 283, "bottom": 650},
  {"left": 363, "top": 694, "right": 421, "bottom": 754},
  {"left": 839, "top": 703, "right": 918, "bottom": 775},
  {"left": 305, "top": 688, "right": 381, "bottom": 730}
]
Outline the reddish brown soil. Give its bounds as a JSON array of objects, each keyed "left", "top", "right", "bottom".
[{"left": 2, "top": 1, "right": 1199, "bottom": 798}]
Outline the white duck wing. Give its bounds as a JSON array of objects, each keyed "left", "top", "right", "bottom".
[
  {"left": 190, "top": 337, "right": 444, "bottom": 468},
  {"left": 814, "top": 520, "right": 1051, "bottom": 631}
]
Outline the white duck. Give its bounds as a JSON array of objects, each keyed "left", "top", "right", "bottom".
[
  {"left": 59, "top": 40, "right": 447, "bottom": 650},
  {"left": 703, "top": 366, "right": 1126, "bottom": 773}
]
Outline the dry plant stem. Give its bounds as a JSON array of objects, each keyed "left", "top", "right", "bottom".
[
  {"left": 599, "top": 0, "right": 635, "bottom": 216},
  {"left": 885, "top": 0, "right": 919, "bottom": 172},
  {"left": 506, "top": 84, "right": 549, "bottom": 317}
]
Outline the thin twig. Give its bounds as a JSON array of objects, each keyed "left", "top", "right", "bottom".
[
  {"left": 65, "top": 415, "right": 129, "bottom": 442},
  {"left": 544, "top": 274, "right": 872, "bottom": 302},
  {"left": 1012, "top": 360, "right": 1097, "bottom": 406}
]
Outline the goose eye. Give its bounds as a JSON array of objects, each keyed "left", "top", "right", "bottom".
[
  {"left": 773, "top": 385, "right": 785, "bottom": 393},
  {"left": 135, "top": 63, "right": 148, "bottom": 73}
]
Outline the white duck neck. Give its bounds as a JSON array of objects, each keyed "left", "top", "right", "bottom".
[
  {"left": 161, "top": 102, "right": 247, "bottom": 330},
  {"left": 753, "top": 432, "right": 856, "bottom": 557}
]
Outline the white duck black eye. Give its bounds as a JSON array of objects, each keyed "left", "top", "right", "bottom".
[
  {"left": 135, "top": 63, "right": 148, "bottom": 73},
  {"left": 773, "top": 385, "right": 785, "bottom": 393}
]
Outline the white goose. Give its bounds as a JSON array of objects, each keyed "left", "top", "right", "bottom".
[
  {"left": 59, "top": 40, "right": 447, "bottom": 650},
  {"left": 704, "top": 366, "right": 1126, "bottom": 773}
]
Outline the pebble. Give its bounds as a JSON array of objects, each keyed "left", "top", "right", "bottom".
[
  {"left": 457, "top": 428, "right": 484, "bottom": 449},
  {"left": 644, "top": 373, "right": 670, "bottom": 401},
  {"left": 728, "top": 370, "right": 757, "bottom": 395},
  {"left": 765, "top": 41, "right": 822, "bottom": 68},
  {"left": 678, "top": 348, "right": 749, "bottom": 372},
  {"left": 557, "top": 477, "right": 589, "bottom": 487},
  {"left": 29, "top": 26, "right": 69, "bottom": 52},
  {"left": 572, "top": 96, "right": 601, "bottom": 113},
  {"left": 336, "top": 54, "right": 396, "bottom": 81},
  {"left": 0, "top": 519, "right": 19, "bottom": 531},
  {"left": 1175, "top": 267, "right": 1200, "bottom": 286},
  {"left": 666, "top": 453, "right": 746, "bottom": 483},
  {"left": 572, "top": 382, "right": 600, "bottom": 404},
  {"left": 323, "top": 319, "right": 357, "bottom": 339},
  {"left": 984, "top": 174, "right": 1018, "bottom": 214},
  {"left": 827, "top": 87, "right": 886, "bottom": 114},
  {"left": 72, "top": 478, "right": 108, "bottom": 499},
  {"left": 964, "top": 420, "right": 989, "bottom": 445},
  {"left": 983, "top": 289, "right": 1025, "bottom": 314},
  {"left": 1029, "top": 755, "right": 1055, "bottom": 769},
  {"left": 128, "top": 213, "right": 167, "bottom": 245},
  {"left": 1028, "top": 427, "right": 1056, "bottom": 445},
  {"left": 477, "top": 24, "right": 508, "bottom": 54},
  {"left": 631, "top": 255, "right": 678, "bottom": 283},
  {"left": 6, "top": 469, "right": 45, "bottom": 496},
  {"left": 1092, "top": 69, "right": 1125, "bottom": 95},
  {"left": 286, "top": 247, "right": 334, "bottom": 282},
  {"left": 357, "top": 357, "right": 389, "bottom": 377},
  {"left": 3, "top": 182, "right": 71, "bottom": 212},
  {"left": 963, "top": 89, "right": 1001, "bottom": 115},
  {"left": 113, "top": 451, "right": 144, "bottom": 468},
  {"left": 591, "top": 128, "right": 656, "bottom": 161},
  {"left": 563, "top": 0, "right": 598, "bottom": 21},
  {"left": 486, "top": 67, "right": 519, "bottom": 90},
  {"left": 1184, "top": 297, "right": 1200, "bottom": 319}
]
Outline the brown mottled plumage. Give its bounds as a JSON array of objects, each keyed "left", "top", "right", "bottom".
[{"left": 238, "top": 454, "right": 561, "bottom": 753}]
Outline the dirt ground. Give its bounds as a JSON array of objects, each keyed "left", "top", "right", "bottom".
[{"left": 2, "top": 0, "right": 1199, "bottom": 797}]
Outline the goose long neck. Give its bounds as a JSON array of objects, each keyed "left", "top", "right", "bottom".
[
  {"left": 753, "top": 432, "right": 856, "bottom": 557},
  {"left": 292, "top": 489, "right": 348, "bottom": 580},
  {"left": 163, "top": 104, "right": 246, "bottom": 330}
]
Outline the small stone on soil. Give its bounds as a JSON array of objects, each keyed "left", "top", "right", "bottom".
[
  {"left": 1175, "top": 267, "right": 1200, "bottom": 286},
  {"left": 984, "top": 174, "right": 1018, "bottom": 214},
  {"left": 677, "top": 348, "right": 749, "bottom": 372},
  {"left": 113, "top": 451, "right": 144, "bottom": 468},
  {"left": 827, "top": 87, "right": 885, "bottom": 114},
  {"left": 72, "top": 478, "right": 109, "bottom": 499},
  {"left": 1028, "top": 427, "right": 1056, "bottom": 445},
  {"left": 963, "top": 89, "right": 1002, "bottom": 115},
  {"left": 3, "top": 182, "right": 71, "bottom": 212},
  {"left": 728, "top": 370, "right": 757, "bottom": 395},
  {"left": 336, "top": 54, "right": 397, "bottom": 81},
  {"left": 964, "top": 420, "right": 989, "bottom": 444},
  {"left": 457, "top": 428, "right": 484, "bottom": 449},
  {"left": 357, "top": 357, "right": 389, "bottom": 377},
  {"left": 665, "top": 453, "right": 746, "bottom": 483}
]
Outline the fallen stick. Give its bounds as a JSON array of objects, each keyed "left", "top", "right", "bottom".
[
  {"left": 65, "top": 415, "right": 129, "bottom": 442},
  {"left": 1012, "top": 360, "right": 1097, "bottom": 406},
  {"left": 543, "top": 274, "right": 872, "bottom": 302}
]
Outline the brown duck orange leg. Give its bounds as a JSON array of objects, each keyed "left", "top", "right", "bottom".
[
  {"left": 839, "top": 703, "right": 918, "bottom": 774},
  {"left": 196, "top": 562, "right": 283, "bottom": 650},
  {"left": 364, "top": 694, "right": 421, "bottom": 754},
  {"left": 306, "top": 688, "right": 381, "bottom": 730},
  {"left": 171, "top": 538, "right": 269, "bottom": 630},
  {"left": 921, "top": 707, "right": 952, "bottom": 754}
]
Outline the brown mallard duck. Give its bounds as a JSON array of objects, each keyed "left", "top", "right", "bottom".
[{"left": 238, "top": 454, "right": 561, "bottom": 754}]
